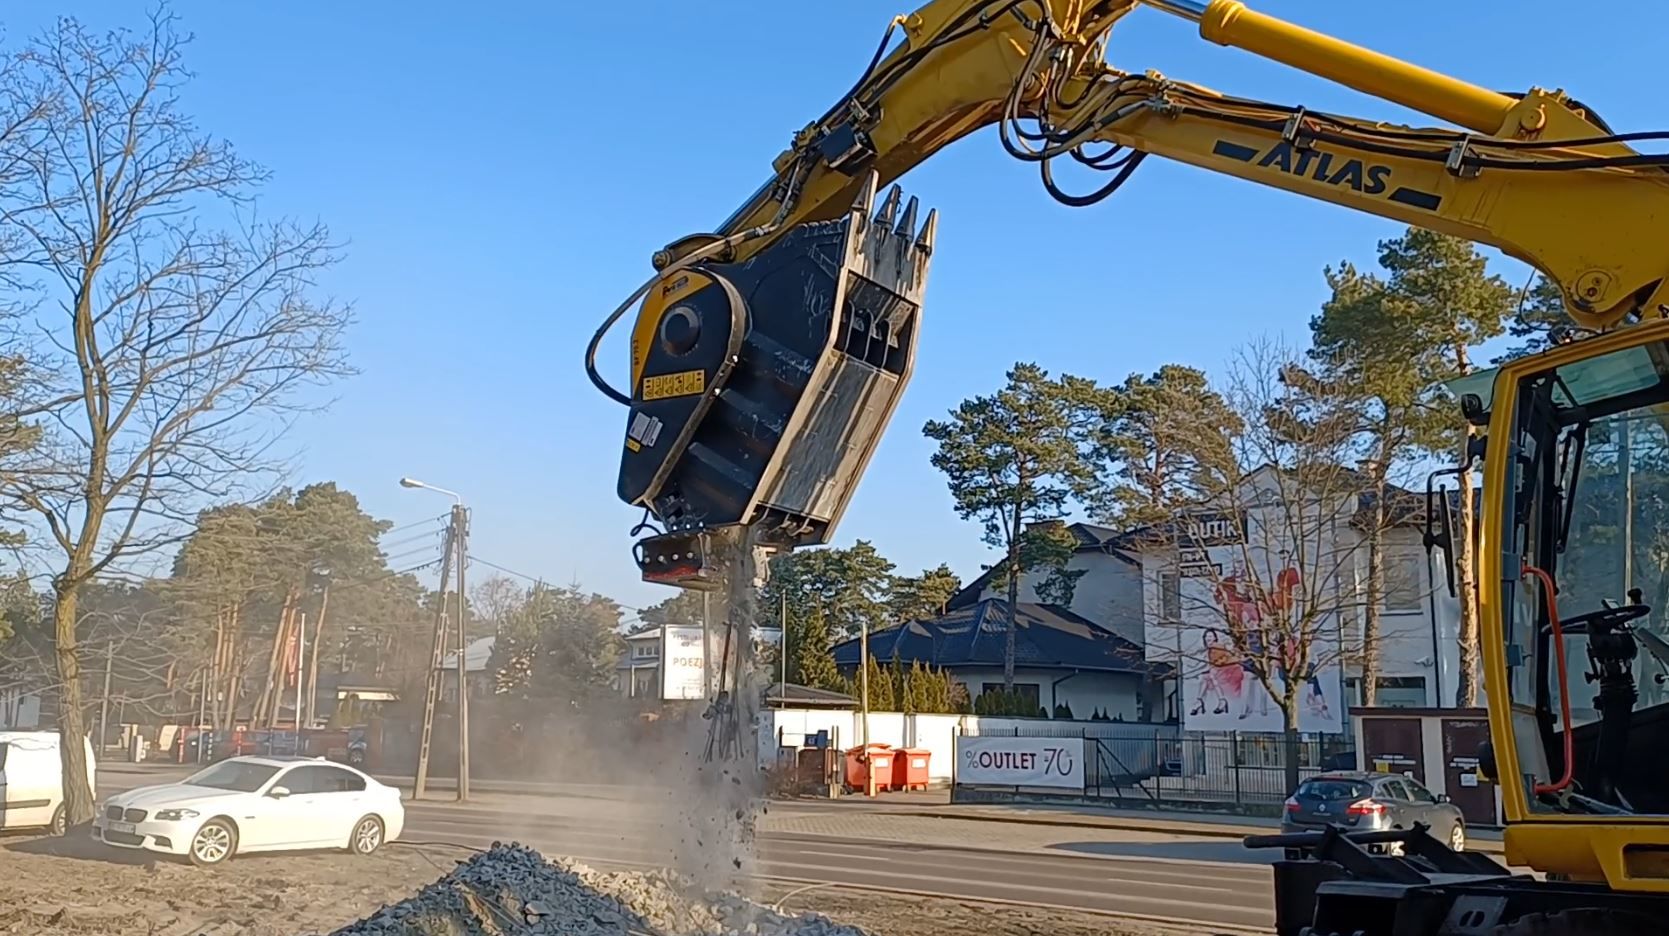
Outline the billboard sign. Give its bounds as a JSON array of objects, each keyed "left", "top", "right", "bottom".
[
  {"left": 660, "top": 625, "right": 706, "bottom": 700},
  {"left": 1174, "top": 509, "right": 1345, "bottom": 735},
  {"left": 957, "top": 736, "right": 1085, "bottom": 790}
]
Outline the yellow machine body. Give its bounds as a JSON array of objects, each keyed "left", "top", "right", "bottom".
[{"left": 590, "top": 4, "right": 1669, "bottom": 926}]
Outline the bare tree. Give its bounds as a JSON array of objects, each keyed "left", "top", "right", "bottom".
[
  {"left": 0, "top": 12, "right": 352, "bottom": 823},
  {"left": 1136, "top": 340, "right": 1431, "bottom": 791}
]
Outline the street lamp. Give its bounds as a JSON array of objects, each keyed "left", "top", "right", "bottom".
[
  {"left": 400, "top": 476, "right": 461, "bottom": 504},
  {"left": 400, "top": 476, "right": 470, "bottom": 801}
]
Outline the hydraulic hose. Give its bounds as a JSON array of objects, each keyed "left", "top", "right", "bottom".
[
  {"left": 1522, "top": 563, "right": 1575, "bottom": 795},
  {"left": 584, "top": 224, "right": 777, "bottom": 406}
]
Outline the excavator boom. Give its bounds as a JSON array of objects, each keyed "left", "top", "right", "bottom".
[
  {"left": 590, "top": 0, "right": 1669, "bottom": 929},
  {"left": 591, "top": 0, "right": 1669, "bottom": 590}
]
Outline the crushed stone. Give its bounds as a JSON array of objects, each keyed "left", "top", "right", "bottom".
[{"left": 329, "top": 842, "right": 869, "bottom": 936}]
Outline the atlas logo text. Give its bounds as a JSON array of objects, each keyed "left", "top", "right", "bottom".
[{"left": 1255, "top": 142, "right": 1391, "bottom": 195}]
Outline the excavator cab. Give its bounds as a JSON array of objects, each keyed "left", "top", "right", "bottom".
[
  {"left": 1256, "top": 328, "right": 1669, "bottom": 935},
  {"left": 1472, "top": 324, "right": 1669, "bottom": 854},
  {"left": 612, "top": 173, "right": 934, "bottom": 588}
]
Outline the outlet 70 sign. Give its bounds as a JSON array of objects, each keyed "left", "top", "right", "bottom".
[{"left": 957, "top": 737, "right": 1086, "bottom": 790}]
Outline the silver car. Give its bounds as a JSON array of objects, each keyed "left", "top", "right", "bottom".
[{"left": 1282, "top": 771, "right": 1467, "bottom": 853}]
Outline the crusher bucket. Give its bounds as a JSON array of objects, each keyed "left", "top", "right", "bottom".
[{"left": 608, "top": 171, "right": 935, "bottom": 588}]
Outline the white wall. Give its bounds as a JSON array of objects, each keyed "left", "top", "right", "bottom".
[
  {"left": 978, "top": 550, "right": 1145, "bottom": 646},
  {"left": 952, "top": 665, "right": 1145, "bottom": 721},
  {"left": 758, "top": 709, "right": 1175, "bottom": 784},
  {"left": 759, "top": 709, "right": 956, "bottom": 782},
  {"left": 1130, "top": 481, "right": 1466, "bottom": 713},
  {"left": 1341, "top": 525, "right": 1463, "bottom": 707}
]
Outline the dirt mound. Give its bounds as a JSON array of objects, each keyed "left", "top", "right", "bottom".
[{"left": 330, "top": 842, "right": 866, "bottom": 936}]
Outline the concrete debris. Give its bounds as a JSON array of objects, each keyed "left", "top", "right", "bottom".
[{"left": 329, "top": 843, "right": 868, "bottom": 936}]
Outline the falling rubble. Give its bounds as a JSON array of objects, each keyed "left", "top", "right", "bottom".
[{"left": 328, "top": 842, "right": 868, "bottom": 936}]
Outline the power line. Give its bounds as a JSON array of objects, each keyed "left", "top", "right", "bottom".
[
  {"left": 380, "top": 513, "right": 449, "bottom": 539},
  {"left": 465, "top": 554, "right": 645, "bottom": 612},
  {"left": 465, "top": 555, "right": 544, "bottom": 586},
  {"left": 382, "top": 528, "right": 447, "bottom": 551}
]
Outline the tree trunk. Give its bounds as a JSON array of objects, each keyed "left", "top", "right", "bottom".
[
  {"left": 1005, "top": 502, "right": 1022, "bottom": 690},
  {"left": 1455, "top": 461, "right": 1480, "bottom": 706},
  {"left": 1281, "top": 695, "right": 1302, "bottom": 795},
  {"left": 255, "top": 591, "right": 296, "bottom": 726},
  {"left": 1362, "top": 473, "right": 1385, "bottom": 706},
  {"left": 51, "top": 583, "right": 95, "bottom": 825},
  {"left": 222, "top": 605, "right": 242, "bottom": 730}
]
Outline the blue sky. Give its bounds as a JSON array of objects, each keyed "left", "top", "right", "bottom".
[{"left": 8, "top": 1, "right": 1656, "bottom": 614}]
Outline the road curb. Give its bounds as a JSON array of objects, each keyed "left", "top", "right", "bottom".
[{"left": 884, "top": 809, "right": 1507, "bottom": 854}]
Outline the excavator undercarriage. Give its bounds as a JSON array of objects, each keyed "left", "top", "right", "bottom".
[{"left": 1253, "top": 825, "right": 1661, "bottom": 936}]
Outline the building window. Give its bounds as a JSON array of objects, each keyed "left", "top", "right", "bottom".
[
  {"left": 1348, "top": 675, "right": 1427, "bottom": 707},
  {"left": 1376, "top": 676, "right": 1426, "bottom": 707},
  {"left": 980, "top": 682, "right": 1041, "bottom": 710},
  {"left": 633, "top": 642, "right": 657, "bottom": 659},
  {"left": 1160, "top": 571, "right": 1181, "bottom": 622},
  {"left": 1381, "top": 547, "right": 1424, "bottom": 613}
]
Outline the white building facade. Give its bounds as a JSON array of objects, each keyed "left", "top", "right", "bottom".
[{"left": 1128, "top": 467, "right": 1464, "bottom": 729}]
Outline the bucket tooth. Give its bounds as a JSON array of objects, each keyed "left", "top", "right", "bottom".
[
  {"left": 875, "top": 184, "right": 903, "bottom": 228},
  {"left": 851, "top": 170, "right": 881, "bottom": 216},
  {"left": 895, "top": 195, "right": 919, "bottom": 239},
  {"left": 915, "top": 208, "right": 938, "bottom": 256}
]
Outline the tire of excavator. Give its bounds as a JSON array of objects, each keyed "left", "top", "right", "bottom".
[{"left": 1489, "top": 908, "right": 1663, "bottom": 935}]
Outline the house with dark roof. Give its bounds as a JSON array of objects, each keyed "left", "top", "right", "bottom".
[
  {"left": 830, "top": 599, "right": 1168, "bottom": 721},
  {"left": 946, "top": 521, "right": 1146, "bottom": 649}
]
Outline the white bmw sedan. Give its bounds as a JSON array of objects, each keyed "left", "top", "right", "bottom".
[{"left": 92, "top": 755, "right": 405, "bottom": 866}]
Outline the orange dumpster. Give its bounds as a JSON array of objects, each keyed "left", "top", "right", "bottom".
[
  {"left": 891, "top": 747, "right": 931, "bottom": 791},
  {"left": 842, "top": 743, "right": 895, "bottom": 793}
]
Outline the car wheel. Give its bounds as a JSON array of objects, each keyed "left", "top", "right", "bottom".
[
  {"left": 1449, "top": 821, "right": 1466, "bottom": 853},
  {"left": 349, "top": 815, "right": 384, "bottom": 856},
  {"left": 48, "top": 805, "right": 66, "bottom": 838},
  {"left": 189, "top": 819, "right": 237, "bottom": 867}
]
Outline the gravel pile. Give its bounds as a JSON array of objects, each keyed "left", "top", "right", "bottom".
[{"left": 329, "top": 842, "right": 869, "bottom": 936}]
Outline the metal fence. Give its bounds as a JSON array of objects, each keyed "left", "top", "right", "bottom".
[{"left": 959, "top": 723, "right": 1353, "bottom": 810}]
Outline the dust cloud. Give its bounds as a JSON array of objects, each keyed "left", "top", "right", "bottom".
[{"left": 462, "top": 528, "right": 775, "bottom": 894}]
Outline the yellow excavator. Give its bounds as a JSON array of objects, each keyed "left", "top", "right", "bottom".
[{"left": 586, "top": 1, "right": 1669, "bottom": 932}]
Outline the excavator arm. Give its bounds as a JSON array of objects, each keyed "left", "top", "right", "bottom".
[{"left": 592, "top": 0, "right": 1669, "bottom": 587}]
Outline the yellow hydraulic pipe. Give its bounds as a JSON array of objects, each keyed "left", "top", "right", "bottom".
[{"left": 1151, "top": 0, "right": 1521, "bottom": 136}]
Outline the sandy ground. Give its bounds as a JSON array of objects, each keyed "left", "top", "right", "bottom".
[{"left": 0, "top": 830, "right": 1210, "bottom": 936}]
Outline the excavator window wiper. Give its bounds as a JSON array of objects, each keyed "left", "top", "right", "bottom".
[{"left": 1554, "top": 418, "right": 1588, "bottom": 556}]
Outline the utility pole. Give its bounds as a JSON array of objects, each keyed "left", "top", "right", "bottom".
[
  {"left": 195, "top": 669, "right": 208, "bottom": 763},
  {"left": 412, "top": 516, "right": 458, "bottom": 799},
  {"left": 779, "top": 592, "right": 787, "bottom": 701},
  {"left": 860, "top": 618, "right": 874, "bottom": 797},
  {"left": 98, "top": 641, "right": 113, "bottom": 754},
  {"left": 453, "top": 503, "right": 470, "bottom": 802},
  {"left": 306, "top": 586, "right": 328, "bottom": 727},
  {"left": 294, "top": 613, "right": 307, "bottom": 740},
  {"left": 702, "top": 590, "right": 713, "bottom": 697}
]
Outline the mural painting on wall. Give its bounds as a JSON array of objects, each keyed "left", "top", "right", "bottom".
[{"left": 1177, "top": 508, "right": 1345, "bottom": 735}]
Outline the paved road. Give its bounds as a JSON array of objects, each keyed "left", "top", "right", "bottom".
[
  {"left": 98, "top": 767, "right": 1277, "bottom": 933},
  {"left": 401, "top": 802, "right": 1276, "bottom": 932}
]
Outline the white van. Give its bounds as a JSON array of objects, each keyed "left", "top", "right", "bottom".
[{"left": 0, "top": 730, "right": 96, "bottom": 835}]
